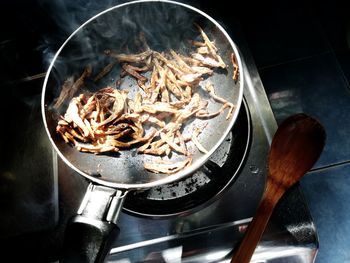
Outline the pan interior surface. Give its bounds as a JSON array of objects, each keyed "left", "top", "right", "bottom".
[
  {"left": 42, "top": 0, "right": 244, "bottom": 189},
  {"left": 123, "top": 99, "right": 250, "bottom": 217}
]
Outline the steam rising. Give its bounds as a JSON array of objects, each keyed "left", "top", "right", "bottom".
[
  {"left": 42, "top": 1, "right": 208, "bottom": 106},
  {"left": 38, "top": 0, "right": 125, "bottom": 69},
  {"left": 38, "top": 0, "right": 197, "bottom": 68}
]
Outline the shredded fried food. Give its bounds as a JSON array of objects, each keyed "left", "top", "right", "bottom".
[
  {"left": 53, "top": 66, "right": 92, "bottom": 109},
  {"left": 93, "top": 62, "right": 117, "bottom": 82},
  {"left": 204, "top": 82, "right": 235, "bottom": 120},
  {"left": 231, "top": 52, "right": 239, "bottom": 82},
  {"left": 144, "top": 157, "right": 192, "bottom": 174},
  {"left": 55, "top": 25, "right": 239, "bottom": 174},
  {"left": 191, "top": 124, "right": 209, "bottom": 154}
]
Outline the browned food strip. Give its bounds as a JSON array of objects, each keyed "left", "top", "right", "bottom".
[
  {"left": 143, "top": 144, "right": 169, "bottom": 156},
  {"left": 204, "top": 82, "right": 228, "bottom": 104},
  {"left": 64, "top": 98, "right": 90, "bottom": 137},
  {"left": 57, "top": 118, "right": 69, "bottom": 126},
  {"left": 53, "top": 77, "right": 74, "bottom": 109},
  {"left": 158, "top": 69, "right": 170, "bottom": 102},
  {"left": 75, "top": 141, "right": 119, "bottom": 153},
  {"left": 130, "top": 119, "right": 144, "bottom": 138},
  {"left": 104, "top": 128, "right": 133, "bottom": 140},
  {"left": 160, "top": 132, "right": 187, "bottom": 155},
  {"left": 93, "top": 62, "right": 116, "bottom": 82},
  {"left": 179, "top": 54, "right": 205, "bottom": 67},
  {"left": 153, "top": 52, "right": 185, "bottom": 78},
  {"left": 113, "top": 113, "right": 140, "bottom": 124},
  {"left": 122, "top": 64, "right": 148, "bottom": 82},
  {"left": 189, "top": 40, "right": 206, "bottom": 47},
  {"left": 191, "top": 124, "right": 208, "bottom": 154},
  {"left": 169, "top": 100, "right": 188, "bottom": 108},
  {"left": 56, "top": 124, "right": 70, "bottom": 141},
  {"left": 138, "top": 121, "right": 180, "bottom": 155},
  {"left": 225, "top": 102, "right": 235, "bottom": 120},
  {"left": 144, "top": 157, "right": 192, "bottom": 174},
  {"left": 125, "top": 63, "right": 151, "bottom": 73},
  {"left": 161, "top": 86, "right": 170, "bottom": 103},
  {"left": 68, "top": 65, "right": 92, "bottom": 95},
  {"left": 54, "top": 66, "right": 92, "bottom": 109},
  {"left": 231, "top": 52, "right": 239, "bottom": 82},
  {"left": 195, "top": 25, "right": 217, "bottom": 51},
  {"left": 57, "top": 130, "right": 70, "bottom": 143},
  {"left": 94, "top": 123, "right": 131, "bottom": 135},
  {"left": 164, "top": 69, "right": 189, "bottom": 98},
  {"left": 141, "top": 102, "right": 179, "bottom": 114},
  {"left": 150, "top": 65, "right": 159, "bottom": 90},
  {"left": 174, "top": 93, "right": 207, "bottom": 123},
  {"left": 204, "top": 82, "right": 235, "bottom": 120},
  {"left": 176, "top": 130, "right": 188, "bottom": 156},
  {"left": 195, "top": 24, "right": 226, "bottom": 68},
  {"left": 133, "top": 93, "right": 142, "bottom": 113},
  {"left": 179, "top": 73, "right": 203, "bottom": 84},
  {"left": 95, "top": 89, "right": 125, "bottom": 127},
  {"left": 105, "top": 49, "right": 153, "bottom": 63},
  {"left": 192, "top": 53, "right": 224, "bottom": 68},
  {"left": 166, "top": 79, "right": 184, "bottom": 99},
  {"left": 83, "top": 119, "right": 95, "bottom": 138},
  {"left": 150, "top": 68, "right": 167, "bottom": 103},
  {"left": 170, "top": 49, "right": 195, "bottom": 74},
  {"left": 105, "top": 139, "right": 134, "bottom": 148},
  {"left": 81, "top": 95, "right": 96, "bottom": 119},
  {"left": 132, "top": 129, "right": 156, "bottom": 143},
  {"left": 136, "top": 130, "right": 159, "bottom": 153},
  {"left": 63, "top": 131, "right": 75, "bottom": 143},
  {"left": 69, "top": 128, "right": 89, "bottom": 142},
  {"left": 195, "top": 103, "right": 228, "bottom": 119},
  {"left": 191, "top": 66, "right": 213, "bottom": 75},
  {"left": 137, "top": 79, "right": 149, "bottom": 92},
  {"left": 141, "top": 115, "right": 166, "bottom": 127},
  {"left": 196, "top": 46, "right": 209, "bottom": 55}
]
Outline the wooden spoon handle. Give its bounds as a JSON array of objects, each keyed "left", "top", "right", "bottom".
[{"left": 230, "top": 194, "right": 276, "bottom": 263}]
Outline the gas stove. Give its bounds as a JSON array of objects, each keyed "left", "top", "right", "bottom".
[
  {"left": 56, "top": 35, "right": 318, "bottom": 263},
  {"left": 0, "top": 2, "right": 319, "bottom": 262}
]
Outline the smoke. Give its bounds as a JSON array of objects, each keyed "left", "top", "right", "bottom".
[
  {"left": 40, "top": 0, "right": 207, "bottom": 99},
  {"left": 37, "top": 0, "right": 124, "bottom": 68},
  {"left": 38, "top": 0, "right": 202, "bottom": 68}
]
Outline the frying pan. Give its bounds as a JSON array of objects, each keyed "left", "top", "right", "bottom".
[{"left": 41, "top": 1, "right": 244, "bottom": 262}]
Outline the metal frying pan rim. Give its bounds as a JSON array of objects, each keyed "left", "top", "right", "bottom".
[{"left": 41, "top": 0, "right": 244, "bottom": 190}]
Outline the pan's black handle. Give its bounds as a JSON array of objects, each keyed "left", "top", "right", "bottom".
[
  {"left": 62, "top": 215, "right": 119, "bottom": 263},
  {"left": 61, "top": 183, "right": 126, "bottom": 263}
]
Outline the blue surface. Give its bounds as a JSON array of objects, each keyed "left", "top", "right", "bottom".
[
  {"left": 240, "top": 1, "right": 350, "bottom": 262},
  {"left": 258, "top": 53, "right": 350, "bottom": 168},
  {"left": 239, "top": 1, "right": 330, "bottom": 69},
  {"left": 301, "top": 164, "right": 350, "bottom": 263}
]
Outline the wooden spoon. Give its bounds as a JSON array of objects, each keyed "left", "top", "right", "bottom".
[{"left": 231, "top": 113, "right": 326, "bottom": 263}]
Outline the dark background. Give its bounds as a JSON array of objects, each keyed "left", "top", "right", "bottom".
[{"left": 0, "top": 0, "right": 349, "bottom": 262}]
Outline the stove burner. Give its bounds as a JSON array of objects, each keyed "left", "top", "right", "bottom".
[{"left": 123, "top": 99, "right": 251, "bottom": 217}]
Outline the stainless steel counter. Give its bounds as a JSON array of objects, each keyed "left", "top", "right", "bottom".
[{"left": 96, "top": 35, "right": 318, "bottom": 263}]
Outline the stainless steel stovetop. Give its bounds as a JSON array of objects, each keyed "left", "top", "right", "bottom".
[{"left": 56, "top": 31, "right": 318, "bottom": 263}]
